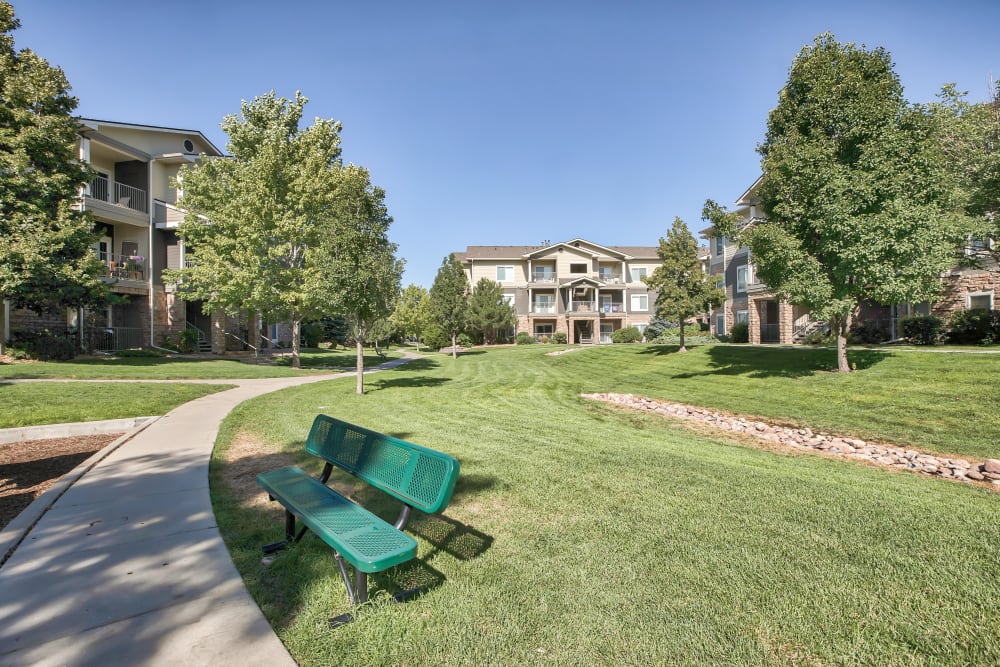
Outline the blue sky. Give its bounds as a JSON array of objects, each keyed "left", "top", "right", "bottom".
[{"left": 13, "top": 0, "right": 1000, "bottom": 288}]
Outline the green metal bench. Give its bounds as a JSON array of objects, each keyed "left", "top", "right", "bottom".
[{"left": 257, "top": 415, "right": 460, "bottom": 626}]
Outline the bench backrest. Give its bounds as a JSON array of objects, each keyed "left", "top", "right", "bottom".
[{"left": 306, "top": 415, "right": 460, "bottom": 514}]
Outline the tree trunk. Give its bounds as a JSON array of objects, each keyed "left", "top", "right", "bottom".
[
  {"left": 0, "top": 299, "right": 6, "bottom": 356},
  {"left": 291, "top": 315, "right": 301, "bottom": 369},
  {"left": 835, "top": 313, "right": 851, "bottom": 373},
  {"left": 451, "top": 333, "right": 457, "bottom": 359},
  {"left": 356, "top": 338, "right": 365, "bottom": 394},
  {"left": 678, "top": 322, "right": 687, "bottom": 353}
]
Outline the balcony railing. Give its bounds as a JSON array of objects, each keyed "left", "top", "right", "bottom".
[
  {"left": 598, "top": 273, "right": 623, "bottom": 284},
  {"left": 90, "top": 326, "right": 144, "bottom": 352},
  {"left": 597, "top": 303, "right": 623, "bottom": 313},
  {"left": 569, "top": 301, "right": 596, "bottom": 313},
  {"left": 532, "top": 303, "right": 556, "bottom": 314},
  {"left": 531, "top": 273, "right": 557, "bottom": 284},
  {"left": 96, "top": 251, "right": 147, "bottom": 282},
  {"left": 88, "top": 176, "right": 148, "bottom": 213}
]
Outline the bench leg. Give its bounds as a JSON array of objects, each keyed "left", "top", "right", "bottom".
[{"left": 262, "top": 511, "right": 308, "bottom": 554}]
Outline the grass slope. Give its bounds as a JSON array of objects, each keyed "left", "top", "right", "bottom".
[{"left": 212, "top": 345, "right": 1000, "bottom": 666}]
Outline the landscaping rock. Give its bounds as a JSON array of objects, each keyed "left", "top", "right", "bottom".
[{"left": 579, "top": 392, "right": 997, "bottom": 489}]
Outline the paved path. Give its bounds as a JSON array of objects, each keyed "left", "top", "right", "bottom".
[{"left": 0, "top": 356, "right": 414, "bottom": 666}]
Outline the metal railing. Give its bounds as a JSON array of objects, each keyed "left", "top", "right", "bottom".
[
  {"left": 531, "top": 274, "right": 557, "bottom": 284},
  {"left": 569, "top": 301, "right": 596, "bottom": 312},
  {"left": 96, "top": 251, "right": 147, "bottom": 281},
  {"left": 598, "top": 273, "right": 623, "bottom": 284},
  {"left": 597, "top": 303, "right": 623, "bottom": 313},
  {"left": 90, "top": 326, "right": 144, "bottom": 352},
  {"left": 532, "top": 303, "right": 556, "bottom": 314},
  {"left": 88, "top": 176, "right": 148, "bottom": 213}
]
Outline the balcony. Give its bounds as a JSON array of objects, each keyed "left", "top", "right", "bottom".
[
  {"left": 597, "top": 273, "right": 623, "bottom": 284},
  {"left": 96, "top": 251, "right": 147, "bottom": 284},
  {"left": 597, "top": 303, "right": 623, "bottom": 314},
  {"left": 531, "top": 303, "right": 556, "bottom": 314},
  {"left": 531, "top": 273, "right": 557, "bottom": 284},
  {"left": 569, "top": 301, "right": 596, "bottom": 313},
  {"left": 89, "top": 176, "right": 148, "bottom": 213}
]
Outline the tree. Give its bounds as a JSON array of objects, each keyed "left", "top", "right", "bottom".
[
  {"left": 467, "top": 277, "right": 516, "bottom": 345},
  {"left": 709, "top": 34, "right": 973, "bottom": 372},
  {"left": 166, "top": 91, "right": 343, "bottom": 368},
  {"left": 391, "top": 284, "right": 433, "bottom": 350},
  {"left": 0, "top": 2, "right": 107, "bottom": 352},
  {"left": 644, "top": 217, "right": 724, "bottom": 352},
  {"left": 318, "top": 165, "right": 402, "bottom": 393},
  {"left": 927, "top": 83, "right": 1000, "bottom": 258},
  {"left": 429, "top": 254, "right": 468, "bottom": 358}
]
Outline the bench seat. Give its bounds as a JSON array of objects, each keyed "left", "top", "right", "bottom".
[{"left": 257, "top": 465, "right": 417, "bottom": 573}]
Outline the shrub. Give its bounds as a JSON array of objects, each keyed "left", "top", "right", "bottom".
[
  {"left": 301, "top": 321, "right": 324, "bottom": 348},
  {"left": 422, "top": 324, "right": 450, "bottom": 350},
  {"left": 456, "top": 333, "right": 474, "bottom": 347},
  {"left": 948, "top": 308, "right": 1000, "bottom": 345},
  {"left": 611, "top": 326, "right": 642, "bottom": 343},
  {"left": 730, "top": 322, "right": 749, "bottom": 343},
  {"left": 515, "top": 332, "right": 535, "bottom": 345},
  {"left": 848, "top": 319, "right": 889, "bottom": 344},
  {"left": 552, "top": 332, "right": 567, "bottom": 344},
  {"left": 538, "top": 335, "right": 549, "bottom": 344},
  {"left": 10, "top": 330, "right": 76, "bottom": 361},
  {"left": 802, "top": 330, "right": 835, "bottom": 346},
  {"left": 901, "top": 314, "right": 943, "bottom": 345}
]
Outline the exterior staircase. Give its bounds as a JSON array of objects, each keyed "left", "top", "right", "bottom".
[{"left": 793, "top": 319, "right": 830, "bottom": 344}]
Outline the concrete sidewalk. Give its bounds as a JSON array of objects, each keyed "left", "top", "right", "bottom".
[{"left": 0, "top": 357, "right": 414, "bottom": 666}]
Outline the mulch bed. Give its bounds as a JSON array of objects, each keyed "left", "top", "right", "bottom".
[{"left": 0, "top": 434, "right": 120, "bottom": 531}]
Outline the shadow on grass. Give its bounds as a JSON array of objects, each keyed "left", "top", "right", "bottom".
[
  {"left": 641, "top": 344, "right": 889, "bottom": 379},
  {"left": 369, "top": 376, "right": 451, "bottom": 391}
]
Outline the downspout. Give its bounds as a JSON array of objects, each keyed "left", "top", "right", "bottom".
[{"left": 149, "top": 158, "right": 155, "bottom": 348}]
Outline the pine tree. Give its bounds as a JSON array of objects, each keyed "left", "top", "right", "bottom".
[{"left": 467, "top": 277, "right": 516, "bottom": 345}]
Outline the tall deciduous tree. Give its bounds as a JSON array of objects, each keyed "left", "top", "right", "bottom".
[
  {"left": 429, "top": 254, "right": 468, "bottom": 358},
  {"left": 166, "top": 91, "right": 342, "bottom": 368},
  {"left": 391, "top": 284, "right": 433, "bottom": 351},
  {"left": 644, "top": 217, "right": 724, "bottom": 352},
  {"left": 318, "top": 165, "right": 402, "bottom": 394},
  {"left": 927, "top": 83, "right": 1000, "bottom": 257},
  {"left": 468, "top": 277, "right": 516, "bottom": 345},
  {"left": 0, "top": 1, "right": 106, "bottom": 351},
  {"left": 711, "top": 33, "right": 972, "bottom": 372}
]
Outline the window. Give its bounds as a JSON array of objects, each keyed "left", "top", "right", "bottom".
[
  {"left": 630, "top": 294, "right": 648, "bottom": 312},
  {"left": 496, "top": 265, "right": 514, "bottom": 282},
  {"left": 533, "top": 266, "right": 554, "bottom": 282},
  {"left": 630, "top": 267, "right": 647, "bottom": 282},
  {"left": 716, "top": 236, "right": 726, "bottom": 255},
  {"left": 736, "top": 310, "right": 749, "bottom": 325},
  {"left": 736, "top": 265, "right": 748, "bottom": 293},
  {"left": 968, "top": 291, "right": 994, "bottom": 310},
  {"left": 716, "top": 279, "right": 724, "bottom": 290},
  {"left": 535, "top": 324, "right": 554, "bottom": 336},
  {"left": 502, "top": 293, "right": 515, "bottom": 307},
  {"left": 570, "top": 263, "right": 587, "bottom": 274},
  {"left": 635, "top": 323, "right": 647, "bottom": 334},
  {"left": 716, "top": 313, "right": 726, "bottom": 335}
]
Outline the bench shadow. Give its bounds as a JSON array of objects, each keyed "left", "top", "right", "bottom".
[{"left": 368, "top": 376, "right": 451, "bottom": 390}]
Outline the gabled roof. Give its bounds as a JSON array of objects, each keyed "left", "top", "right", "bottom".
[
  {"left": 560, "top": 276, "right": 603, "bottom": 287},
  {"left": 735, "top": 174, "right": 764, "bottom": 206},
  {"left": 455, "top": 238, "right": 659, "bottom": 263},
  {"left": 79, "top": 118, "right": 226, "bottom": 157}
]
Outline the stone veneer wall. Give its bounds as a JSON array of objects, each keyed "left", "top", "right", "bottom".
[{"left": 932, "top": 268, "right": 998, "bottom": 321}]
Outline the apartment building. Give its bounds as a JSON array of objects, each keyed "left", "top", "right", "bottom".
[
  {"left": 4, "top": 119, "right": 259, "bottom": 353},
  {"left": 453, "top": 239, "right": 662, "bottom": 344},
  {"left": 701, "top": 176, "right": 999, "bottom": 344}
]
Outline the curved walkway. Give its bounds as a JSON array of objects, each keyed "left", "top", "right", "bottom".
[{"left": 0, "top": 355, "right": 415, "bottom": 666}]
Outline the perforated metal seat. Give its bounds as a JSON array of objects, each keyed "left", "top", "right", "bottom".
[{"left": 257, "top": 416, "right": 460, "bottom": 618}]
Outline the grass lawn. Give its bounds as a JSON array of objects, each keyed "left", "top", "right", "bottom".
[
  {"left": 0, "top": 382, "right": 230, "bottom": 428},
  {"left": 212, "top": 345, "right": 1000, "bottom": 666},
  {"left": 0, "top": 347, "right": 398, "bottom": 380}
]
